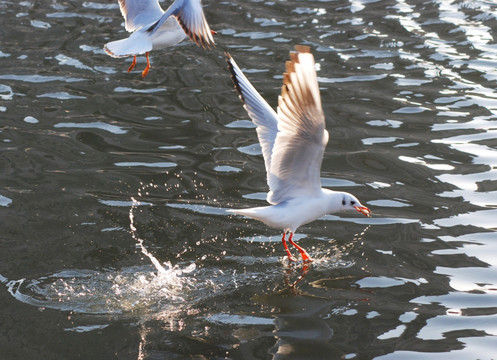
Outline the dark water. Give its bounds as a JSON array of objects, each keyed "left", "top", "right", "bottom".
[{"left": 1, "top": 0, "right": 497, "bottom": 359}]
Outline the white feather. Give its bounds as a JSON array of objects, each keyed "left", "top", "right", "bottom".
[
  {"left": 227, "top": 46, "right": 371, "bottom": 237},
  {"left": 104, "top": 30, "right": 153, "bottom": 57},
  {"left": 104, "top": 0, "right": 214, "bottom": 59}
]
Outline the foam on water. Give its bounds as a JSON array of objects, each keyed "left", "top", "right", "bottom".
[{"left": 5, "top": 263, "right": 194, "bottom": 315}]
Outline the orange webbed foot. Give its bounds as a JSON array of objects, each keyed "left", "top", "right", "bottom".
[
  {"left": 288, "top": 233, "right": 313, "bottom": 263},
  {"left": 141, "top": 52, "right": 150, "bottom": 78},
  {"left": 127, "top": 55, "right": 137, "bottom": 73}
]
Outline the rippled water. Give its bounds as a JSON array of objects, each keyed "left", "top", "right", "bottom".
[{"left": 1, "top": 0, "right": 497, "bottom": 359}]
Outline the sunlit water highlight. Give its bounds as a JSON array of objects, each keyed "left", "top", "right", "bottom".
[
  {"left": 1, "top": 0, "right": 497, "bottom": 358},
  {"left": 4, "top": 184, "right": 200, "bottom": 316},
  {"left": 2, "top": 179, "right": 368, "bottom": 320}
]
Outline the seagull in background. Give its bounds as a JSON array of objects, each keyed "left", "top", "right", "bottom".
[
  {"left": 226, "top": 45, "right": 371, "bottom": 263},
  {"left": 104, "top": 0, "right": 215, "bottom": 78}
]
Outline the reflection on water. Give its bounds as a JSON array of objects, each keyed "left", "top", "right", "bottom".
[{"left": 1, "top": 0, "right": 497, "bottom": 358}]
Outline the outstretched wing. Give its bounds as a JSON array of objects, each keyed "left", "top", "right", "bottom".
[
  {"left": 117, "top": 0, "right": 164, "bottom": 32},
  {"left": 147, "top": 0, "right": 215, "bottom": 49},
  {"left": 267, "top": 45, "right": 328, "bottom": 204},
  {"left": 226, "top": 53, "right": 279, "bottom": 180}
]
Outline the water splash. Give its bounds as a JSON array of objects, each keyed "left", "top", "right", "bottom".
[
  {"left": 129, "top": 195, "right": 168, "bottom": 276},
  {"left": 2, "top": 180, "right": 361, "bottom": 317},
  {"left": 1, "top": 182, "right": 202, "bottom": 316},
  {"left": 5, "top": 264, "right": 195, "bottom": 315}
]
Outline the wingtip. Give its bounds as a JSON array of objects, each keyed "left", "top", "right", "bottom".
[
  {"left": 288, "top": 45, "right": 316, "bottom": 72},
  {"left": 289, "top": 51, "right": 299, "bottom": 64},
  {"left": 226, "top": 53, "right": 246, "bottom": 104},
  {"left": 285, "top": 60, "right": 295, "bottom": 75},
  {"left": 294, "top": 44, "right": 311, "bottom": 54},
  {"left": 278, "top": 44, "right": 323, "bottom": 128},
  {"left": 178, "top": 20, "right": 216, "bottom": 50},
  {"left": 146, "top": 2, "right": 216, "bottom": 50},
  {"left": 225, "top": 52, "right": 235, "bottom": 74},
  {"left": 282, "top": 72, "right": 291, "bottom": 87},
  {"left": 288, "top": 45, "right": 313, "bottom": 67},
  {"left": 174, "top": 6, "right": 216, "bottom": 50}
]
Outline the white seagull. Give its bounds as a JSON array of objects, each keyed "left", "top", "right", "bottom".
[
  {"left": 104, "top": 0, "right": 215, "bottom": 78},
  {"left": 226, "top": 45, "right": 371, "bottom": 263}
]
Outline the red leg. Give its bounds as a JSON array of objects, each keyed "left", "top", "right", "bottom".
[
  {"left": 282, "top": 232, "right": 296, "bottom": 262},
  {"left": 127, "top": 55, "right": 137, "bottom": 73},
  {"left": 288, "top": 232, "right": 312, "bottom": 263},
  {"left": 141, "top": 52, "right": 150, "bottom": 78}
]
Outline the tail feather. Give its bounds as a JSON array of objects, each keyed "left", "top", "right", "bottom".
[
  {"left": 226, "top": 209, "right": 252, "bottom": 216},
  {"left": 229, "top": 205, "right": 290, "bottom": 231},
  {"left": 104, "top": 32, "right": 152, "bottom": 58},
  {"left": 227, "top": 207, "right": 265, "bottom": 221}
]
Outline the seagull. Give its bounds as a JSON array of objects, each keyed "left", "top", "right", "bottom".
[
  {"left": 226, "top": 45, "right": 371, "bottom": 263},
  {"left": 104, "top": 0, "right": 215, "bottom": 78}
]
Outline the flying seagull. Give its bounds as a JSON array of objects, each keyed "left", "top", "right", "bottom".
[
  {"left": 226, "top": 45, "right": 371, "bottom": 263},
  {"left": 104, "top": 0, "right": 215, "bottom": 78}
]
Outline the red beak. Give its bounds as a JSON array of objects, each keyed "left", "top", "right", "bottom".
[{"left": 354, "top": 206, "right": 371, "bottom": 217}]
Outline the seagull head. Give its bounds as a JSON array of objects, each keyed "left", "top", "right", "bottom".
[{"left": 341, "top": 193, "right": 371, "bottom": 217}]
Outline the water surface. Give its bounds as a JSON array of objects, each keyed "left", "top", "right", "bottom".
[{"left": 1, "top": 0, "right": 496, "bottom": 359}]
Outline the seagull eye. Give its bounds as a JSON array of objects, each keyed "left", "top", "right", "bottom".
[
  {"left": 342, "top": 199, "right": 346, "bottom": 206},
  {"left": 350, "top": 200, "right": 356, "bottom": 205}
]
